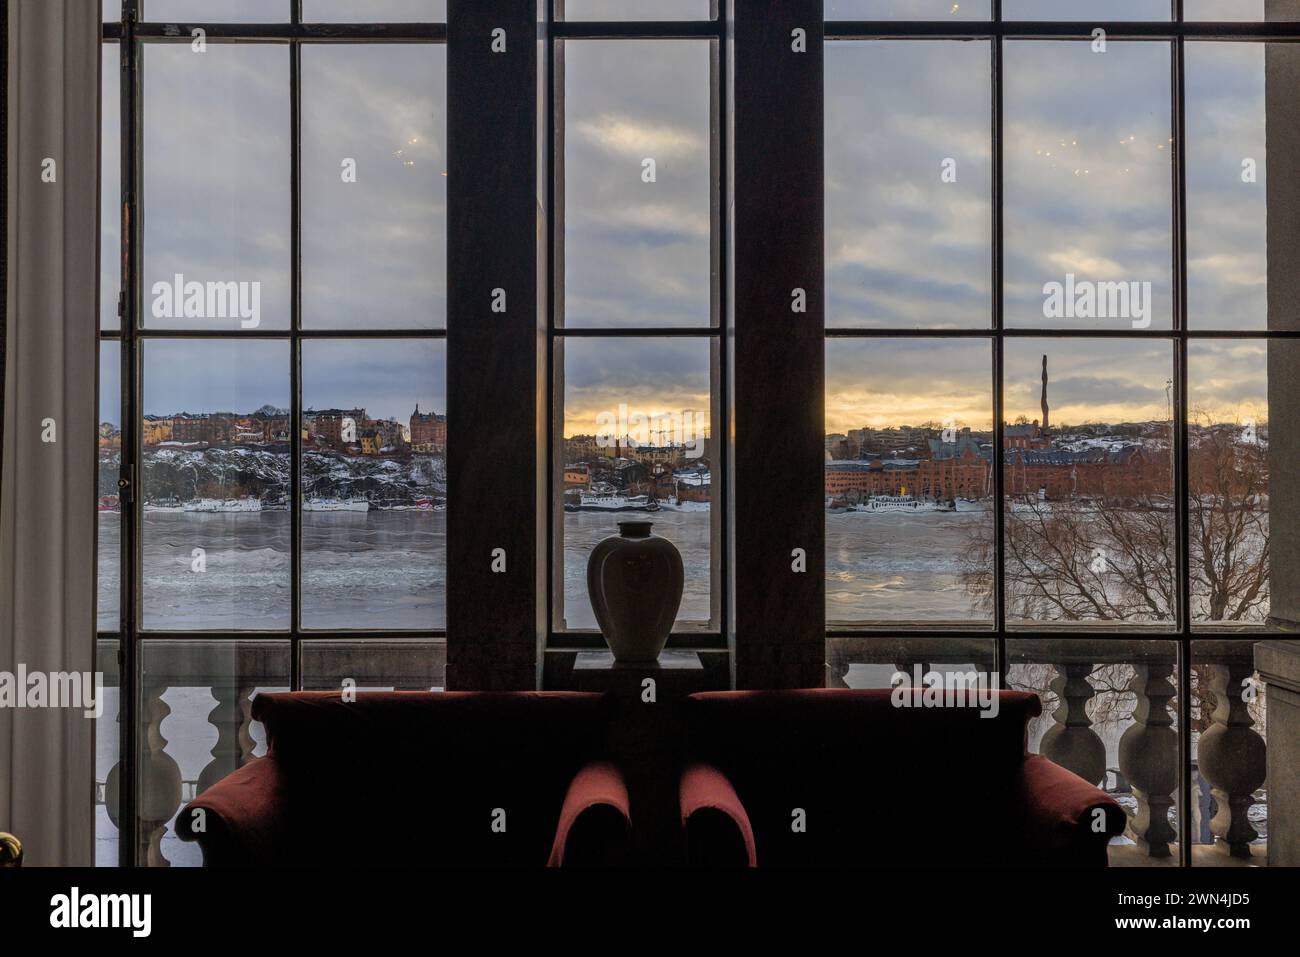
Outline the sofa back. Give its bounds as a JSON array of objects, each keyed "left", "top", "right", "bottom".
[
  {"left": 684, "top": 689, "right": 1041, "bottom": 866},
  {"left": 251, "top": 690, "right": 610, "bottom": 866}
]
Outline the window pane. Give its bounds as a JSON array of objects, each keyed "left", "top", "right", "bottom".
[
  {"left": 105, "top": 0, "right": 122, "bottom": 20},
  {"left": 1190, "top": 641, "right": 1268, "bottom": 864},
  {"left": 96, "top": 638, "right": 120, "bottom": 866},
  {"left": 99, "top": 341, "right": 121, "bottom": 632},
  {"left": 303, "top": 0, "right": 446, "bottom": 20},
  {"left": 1008, "top": 638, "right": 1182, "bottom": 866},
  {"left": 1187, "top": 0, "right": 1300, "bottom": 19},
  {"left": 825, "top": 338, "right": 994, "bottom": 624},
  {"left": 555, "top": 337, "right": 717, "bottom": 631},
  {"left": 141, "top": 339, "right": 291, "bottom": 631},
  {"left": 1004, "top": 41, "right": 1173, "bottom": 330},
  {"left": 1003, "top": 1, "right": 1169, "bottom": 18},
  {"left": 1189, "top": 341, "right": 1271, "bottom": 627},
  {"left": 136, "top": 641, "right": 288, "bottom": 866},
  {"left": 1002, "top": 339, "right": 1175, "bottom": 627},
  {"left": 145, "top": 0, "right": 289, "bottom": 20},
  {"left": 562, "top": 40, "right": 714, "bottom": 328},
  {"left": 561, "top": 1, "right": 712, "bottom": 18},
  {"left": 301, "top": 640, "right": 446, "bottom": 691},
  {"left": 825, "top": 1, "right": 990, "bottom": 17},
  {"left": 301, "top": 339, "right": 447, "bottom": 631},
  {"left": 1185, "top": 42, "right": 1300, "bottom": 331},
  {"left": 102, "top": 43, "right": 120, "bottom": 330},
  {"left": 826, "top": 40, "right": 991, "bottom": 329},
  {"left": 143, "top": 44, "right": 290, "bottom": 330},
  {"left": 827, "top": 637, "right": 995, "bottom": 691},
  {"left": 302, "top": 45, "right": 445, "bottom": 329}
]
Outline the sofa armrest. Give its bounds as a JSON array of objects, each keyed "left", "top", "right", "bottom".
[
  {"left": 548, "top": 760, "right": 632, "bottom": 867},
  {"left": 680, "top": 762, "right": 756, "bottom": 867},
  {"left": 1016, "top": 753, "right": 1126, "bottom": 866},
  {"left": 175, "top": 756, "right": 289, "bottom": 866}
]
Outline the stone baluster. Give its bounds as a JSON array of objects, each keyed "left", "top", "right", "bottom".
[
  {"left": 1119, "top": 662, "right": 1178, "bottom": 858},
  {"left": 138, "top": 682, "right": 183, "bottom": 867},
  {"left": 1041, "top": 663, "right": 1107, "bottom": 787},
  {"left": 197, "top": 680, "right": 256, "bottom": 795},
  {"left": 1198, "top": 663, "right": 1267, "bottom": 858}
]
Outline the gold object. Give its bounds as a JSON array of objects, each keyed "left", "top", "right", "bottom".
[{"left": 0, "top": 832, "right": 23, "bottom": 867}]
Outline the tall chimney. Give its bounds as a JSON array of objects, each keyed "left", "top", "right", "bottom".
[{"left": 1040, "top": 355, "right": 1050, "bottom": 433}]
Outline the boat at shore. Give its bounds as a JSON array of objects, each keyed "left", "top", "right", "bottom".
[
  {"left": 565, "top": 490, "right": 659, "bottom": 513},
  {"left": 182, "top": 497, "right": 263, "bottom": 513},
  {"left": 857, "top": 495, "right": 956, "bottom": 513},
  {"left": 304, "top": 497, "right": 370, "bottom": 512}
]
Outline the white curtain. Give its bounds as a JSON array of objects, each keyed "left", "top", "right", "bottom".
[{"left": 1, "top": 0, "right": 99, "bottom": 866}]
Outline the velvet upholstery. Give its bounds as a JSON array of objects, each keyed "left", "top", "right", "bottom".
[
  {"left": 177, "top": 691, "right": 630, "bottom": 867},
  {"left": 678, "top": 689, "right": 1126, "bottom": 867}
]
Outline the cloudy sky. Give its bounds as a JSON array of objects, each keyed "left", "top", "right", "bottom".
[{"left": 99, "top": 6, "right": 1284, "bottom": 436}]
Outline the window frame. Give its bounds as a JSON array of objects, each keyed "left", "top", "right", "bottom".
[
  {"left": 823, "top": 0, "right": 1300, "bottom": 868},
  {"left": 101, "top": 0, "right": 450, "bottom": 868},
  {"left": 545, "top": 2, "right": 729, "bottom": 649}
]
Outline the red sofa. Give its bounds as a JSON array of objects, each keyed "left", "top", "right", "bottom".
[
  {"left": 176, "top": 691, "right": 632, "bottom": 867},
  {"left": 678, "top": 689, "right": 1127, "bottom": 867}
]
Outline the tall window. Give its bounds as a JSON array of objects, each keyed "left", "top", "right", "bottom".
[
  {"left": 99, "top": 0, "right": 448, "bottom": 868},
  {"left": 548, "top": 3, "right": 724, "bottom": 644},
  {"left": 823, "top": 1, "right": 1296, "bottom": 867}
]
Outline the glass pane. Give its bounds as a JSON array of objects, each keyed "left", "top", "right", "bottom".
[
  {"left": 141, "top": 339, "right": 291, "bottom": 630},
  {"left": 104, "top": 0, "right": 122, "bottom": 20},
  {"left": 102, "top": 43, "right": 120, "bottom": 330},
  {"left": 825, "top": 338, "right": 994, "bottom": 624},
  {"left": 1186, "top": 42, "right": 1300, "bottom": 331},
  {"left": 1004, "top": 40, "right": 1173, "bottom": 330},
  {"left": 301, "top": 339, "right": 447, "bottom": 631},
  {"left": 136, "top": 641, "right": 289, "bottom": 867},
  {"left": 555, "top": 337, "right": 717, "bottom": 631},
  {"left": 562, "top": 39, "right": 714, "bottom": 328},
  {"left": 301, "top": 45, "right": 445, "bottom": 329},
  {"left": 99, "top": 341, "right": 121, "bottom": 632},
  {"left": 303, "top": 0, "right": 446, "bottom": 20},
  {"left": 145, "top": 0, "right": 289, "bottom": 20},
  {"left": 1191, "top": 641, "right": 1268, "bottom": 865},
  {"left": 828, "top": 636, "right": 995, "bottom": 690},
  {"left": 826, "top": 40, "right": 991, "bottom": 329},
  {"left": 1002, "top": 339, "right": 1175, "bottom": 627},
  {"left": 1187, "top": 0, "right": 1300, "bottom": 19},
  {"left": 301, "top": 640, "right": 446, "bottom": 691},
  {"left": 96, "top": 638, "right": 120, "bottom": 866},
  {"left": 825, "top": 0, "right": 990, "bottom": 17},
  {"left": 561, "top": 1, "right": 712, "bottom": 18},
  {"left": 1003, "top": 1, "right": 1169, "bottom": 18},
  {"left": 1008, "top": 639, "right": 1182, "bottom": 866},
  {"left": 1189, "top": 341, "right": 1271, "bottom": 627},
  {"left": 143, "top": 44, "right": 290, "bottom": 330}
]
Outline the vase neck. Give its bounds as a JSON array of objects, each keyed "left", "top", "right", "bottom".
[{"left": 618, "top": 521, "right": 653, "bottom": 539}]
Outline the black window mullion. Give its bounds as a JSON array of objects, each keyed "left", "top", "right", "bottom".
[
  {"left": 992, "top": 6, "right": 1007, "bottom": 685},
  {"left": 289, "top": 34, "right": 302, "bottom": 692},
  {"left": 119, "top": 0, "right": 142, "bottom": 870},
  {"left": 1172, "top": 8, "right": 1195, "bottom": 868}
]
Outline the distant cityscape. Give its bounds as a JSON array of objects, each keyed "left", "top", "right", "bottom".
[
  {"left": 824, "top": 357, "right": 1262, "bottom": 508},
  {"left": 97, "top": 403, "right": 447, "bottom": 457},
  {"left": 561, "top": 433, "right": 714, "bottom": 509}
]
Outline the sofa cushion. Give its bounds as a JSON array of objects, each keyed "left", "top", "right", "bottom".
[
  {"left": 250, "top": 690, "right": 610, "bottom": 866},
  {"left": 684, "top": 689, "right": 1042, "bottom": 866}
]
